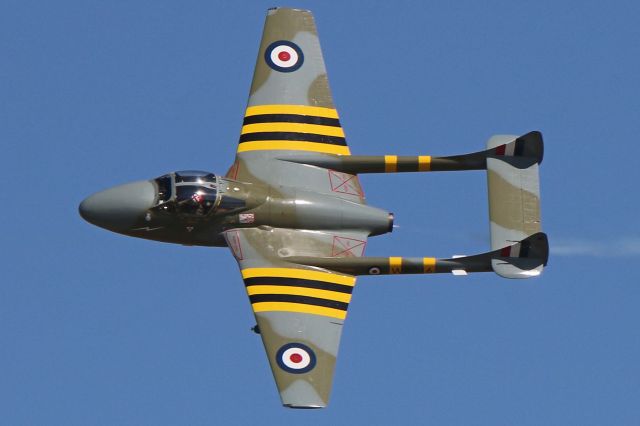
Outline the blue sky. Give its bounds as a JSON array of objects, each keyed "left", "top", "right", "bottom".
[{"left": 3, "top": 0, "right": 640, "bottom": 424}]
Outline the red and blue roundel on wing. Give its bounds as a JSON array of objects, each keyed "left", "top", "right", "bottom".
[
  {"left": 276, "top": 343, "right": 316, "bottom": 374},
  {"left": 264, "top": 40, "right": 304, "bottom": 72}
]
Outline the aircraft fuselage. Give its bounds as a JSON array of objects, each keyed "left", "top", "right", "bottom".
[{"left": 79, "top": 170, "right": 393, "bottom": 247}]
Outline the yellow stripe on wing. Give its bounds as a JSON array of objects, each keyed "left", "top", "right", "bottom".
[
  {"left": 251, "top": 302, "right": 347, "bottom": 320},
  {"left": 241, "top": 267, "right": 356, "bottom": 286},
  {"left": 246, "top": 285, "right": 352, "bottom": 303},
  {"left": 245, "top": 105, "right": 339, "bottom": 119},
  {"left": 237, "top": 141, "right": 351, "bottom": 155},
  {"left": 241, "top": 122, "right": 345, "bottom": 137}
]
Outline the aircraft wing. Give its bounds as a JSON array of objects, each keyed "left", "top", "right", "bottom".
[
  {"left": 223, "top": 227, "right": 368, "bottom": 408},
  {"left": 226, "top": 8, "right": 365, "bottom": 204}
]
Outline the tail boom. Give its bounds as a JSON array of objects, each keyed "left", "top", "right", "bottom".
[
  {"left": 279, "top": 131, "right": 543, "bottom": 174},
  {"left": 286, "top": 233, "right": 548, "bottom": 279}
]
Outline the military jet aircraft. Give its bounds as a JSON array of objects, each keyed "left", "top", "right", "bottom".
[{"left": 79, "top": 7, "right": 547, "bottom": 408}]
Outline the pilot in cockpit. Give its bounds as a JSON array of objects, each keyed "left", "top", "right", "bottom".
[{"left": 154, "top": 171, "right": 226, "bottom": 217}]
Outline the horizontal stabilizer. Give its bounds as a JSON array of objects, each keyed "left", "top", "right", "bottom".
[{"left": 487, "top": 132, "right": 543, "bottom": 251}]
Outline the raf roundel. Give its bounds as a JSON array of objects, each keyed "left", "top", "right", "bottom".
[
  {"left": 264, "top": 40, "right": 304, "bottom": 72},
  {"left": 276, "top": 343, "right": 316, "bottom": 374}
]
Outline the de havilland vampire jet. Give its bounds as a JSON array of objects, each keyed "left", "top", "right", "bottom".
[{"left": 79, "top": 8, "right": 548, "bottom": 408}]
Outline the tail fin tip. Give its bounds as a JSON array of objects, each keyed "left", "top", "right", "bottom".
[{"left": 492, "top": 232, "right": 549, "bottom": 279}]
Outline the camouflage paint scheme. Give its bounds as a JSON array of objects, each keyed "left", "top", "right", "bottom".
[
  {"left": 229, "top": 8, "right": 372, "bottom": 407},
  {"left": 79, "top": 7, "right": 548, "bottom": 408}
]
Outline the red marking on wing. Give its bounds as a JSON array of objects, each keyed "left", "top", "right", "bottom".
[
  {"left": 225, "top": 230, "right": 244, "bottom": 260},
  {"left": 278, "top": 51, "right": 291, "bottom": 61},
  {"left": 331, "top": 235, "right": 367, "bottom": 257},
  {"left": 328, "top": 170, "right": 364, "bottom": 197}
]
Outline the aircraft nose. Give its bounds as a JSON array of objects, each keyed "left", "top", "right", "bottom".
[{"left": 79, "top": 180, "right": 156, "bottom": 232}]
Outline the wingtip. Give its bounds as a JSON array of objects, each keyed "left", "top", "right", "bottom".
[
  {"left": 284, "top": 404, "right": 326, "bottom": 409},
  {"left": 268, "top": 7, "right": 312, "bottom": 14}
]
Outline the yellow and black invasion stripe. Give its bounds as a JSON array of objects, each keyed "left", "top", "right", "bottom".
[
  {"left": 388, "top": 257, "right": 436, "bottom": 274},
  {"left": 237, "top": 105, "right": 351, "bottom": 156},
  {"left": 241, "top": 268, "right": 356, "bottom": 320},
  {"left": 383, "top": 155, "right": 432, "bottom": 173}
]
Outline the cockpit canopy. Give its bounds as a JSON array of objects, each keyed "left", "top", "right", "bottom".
[
  {"left": 153, "top": 170, "right": 246, "bottom": 217},
  {"left": 154, "top": 171, "right": 218, "bottom": 216},
  {"left": 175, "top": 170, "right": 216, "bottom": 184}
]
